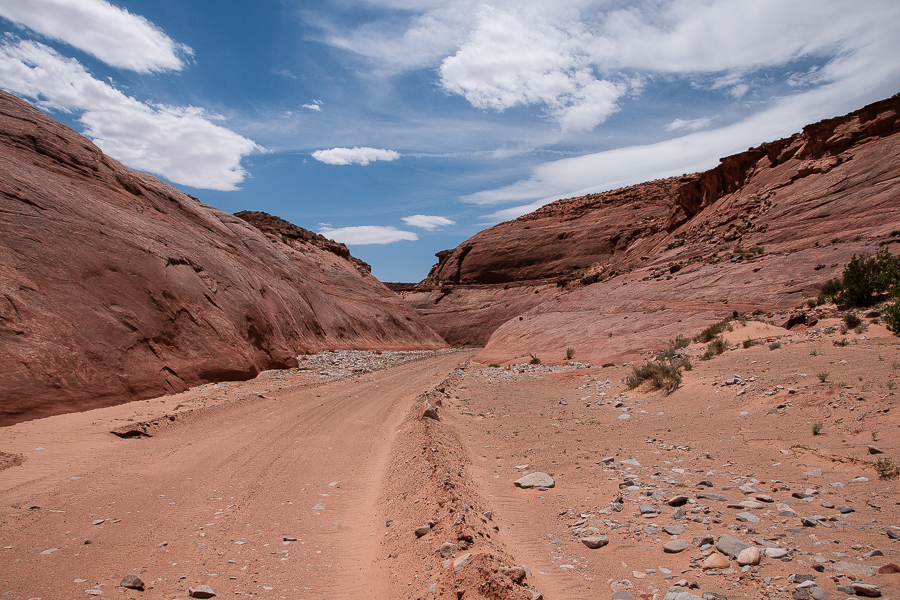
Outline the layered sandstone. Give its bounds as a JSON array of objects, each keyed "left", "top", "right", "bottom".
[
  {"left": 0, "top": 91, "right": 445, "bottom": 424},
  {"left": 404, "top": 94, "right": 900, "bottom": 360}
]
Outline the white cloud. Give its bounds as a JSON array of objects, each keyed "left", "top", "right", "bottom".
[
  {"left": 665, "top": 117, "right": 713, "bottom": 132},
  {"left": 402, "top": 215, "right": 455, "bottom": 230},
  {"left": 318, "top": 225, "right": 418, "bottom": 245},
  {"left": 0, "top": 40, "right": 260, "bottom": 190},
  {"left": 302, "top": 102, "right": 322, "bottom": 111},
  {"left": 438, "top": 5, "right": 625, "bottom": 132},
  {"left": 311, "top": 146, "right": 400, "bottom": 166},
  {"left": 0, "top": 0, "right": 190, "bottom": 72}
]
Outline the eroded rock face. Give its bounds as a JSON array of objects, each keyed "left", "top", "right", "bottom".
[
  {"left": 0, "top": 91, "right": 445, "bottom": 424},
  {"left": 406, "top": 94, "right": 900, "bottom": 360}
]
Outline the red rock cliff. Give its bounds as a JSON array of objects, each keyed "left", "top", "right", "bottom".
[
  {"left": 405, "top": 94, "right": 900, "bottom": 356},
  {"left": 0, "top": 91, "right": 446, "bottom": 424}
]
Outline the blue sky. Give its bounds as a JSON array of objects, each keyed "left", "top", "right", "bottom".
[{"left": 1, "top": 1, "right": 899, "bottom": 281}]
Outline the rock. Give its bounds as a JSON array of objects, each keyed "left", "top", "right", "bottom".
[
  {"left": 715, "top": 534, "right": 750, "bottom": 558},
  {"left": 867, "top": 445, "right": 884, "bottom": 454},
  {"left": 831, "top": 561, "right": 876, "bottom": 577},
  {"left": 764, "top": 547, "right": 789, "bottom": 559},
  {"left": 611, "top": 592, "right": 635, "bottom": 600},
  {"left": 702, "top": 593, "right": 728, "bottom": 600},
  {"left": 850, "top": 582, "right": 882, "bottom": 597},
  {"left": 120, "top": 575, "right": 144, "bottom": 590},
  {"left": 188, "top": 585, "right": 216, "bottom": 599},
  {"left": 702, "top": 553, "right": 731, "bottom": 570},
  {"left": 664, "top": 593, "right": 703, "bottom": 600},
  {"left": 667, "top": 495, "right": 689, "bottom": 506},
  {"left": 640, "top": 503, "right": 658, "bottom": 516},
  {"left": 808, "top": 587, "right": 828, "bottom": 600},
  {"left": 800, "top": 517, "right": 818, "bottom": 527},
  {"left": 0, "top": 91, "right": 446, "bottom": 426},
  {"left": 736, "top": 547, "right": 761, "bottom": 566},
  {"left": 663, "top": 524, "right": 685, "bottom": 535},
  {"left": 804, "top": 469, "right": 822, "bottom": 477},
  {"left": 878, "top": 563, "right": 900, "bottom": 574},
  {"left": 414, "top": 525, "right": 432, "bottom": 538},
  {"left": 735, "top": 512, "right": 759, "bottom": 523},
  {"left": 514, "top": 472, "right": 555, "bottom": 489},
  {"left": 697, "top": 493, "right": 727, "bottom": 502},
  {"left": 739, "top": 500, "right": 765, "bottom": 509},
  {"left": 440, "top": 542, "right": 457, "bottom": 558},
  {"left": 664, "top": 540, "right": 690, "bottom": 553},
  {"left": 581, "top": 535, "right": 609, "bottom": 549},
  {"left": 498, "top": 566, "right": 527, "bottom": 585},
  {"left": 754, "top": 493, "right": 775, "bottom": 502},
  {"left": 453, "top": 553, "right": 472, "bottom": 572},
  {"left": 422, "top": 404, "right": 440, "bottom": 420}
]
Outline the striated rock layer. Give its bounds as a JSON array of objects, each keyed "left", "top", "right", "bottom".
[
  {"left": 0, "top": 91, "right": 446, "bottom": 425},
  {"left": 403, "top": 94, "right": 900, "bottom": 362}
]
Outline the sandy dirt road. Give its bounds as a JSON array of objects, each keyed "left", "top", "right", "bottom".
[{"left": 0, "top": 351, "right": 473, "bottom": 600}]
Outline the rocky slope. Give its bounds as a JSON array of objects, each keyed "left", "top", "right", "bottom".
[
  {"left": 0, "top": 91, "right": 445, "bottom": 425},
  {"left": 403, "top": 94, "right": 900, "bottom": 362}
]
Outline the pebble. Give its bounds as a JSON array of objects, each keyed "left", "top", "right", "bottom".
[
  {"left": 581, "top": 535, "right": 609, "bottom": 549},
  {"left": 663, "top": 524, "right": 685, "bottom": 535},
  {"left": 764, "top": 547, "right": 789, "bottom": 559},
  {"left": 120, "top": 575, "right": 144, "bottom": 590},
  {"left": 735, "top": 512, "right": 759, "bottom": 523},
  {"left": 440, "top": 542, "right": 457, "bottom": 558},
  {"left": 515, "top": 472, "right": 555, "bottom": 489},
  {"left": 715, "top": 534, "right": 750, "bottom": 558},
  {"left": 667, "top": 495, "right": 689, "bottom": 506},
  {"left": 414, "top": 525, "right": 431, "bottom": 538},
  {"left": 453, "top": 553, "right": 472, "bottom": 572},
  {"left": 702, "top": 553, "right": 731, "bottom": 569},
  {"left": 736, "top": 546, "right": 761, "bottom": 566},
  {"left": 850, "top": 582, "right": 882, "bottom": 597},
  {"left": 188, "top": 585, "right": 216, "bottom": 599},
  {"left": 664, "top": 540, "right": 689, "bottom": 553}
]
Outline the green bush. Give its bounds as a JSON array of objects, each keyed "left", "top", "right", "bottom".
[
  {"left": 843, "top": 313, "right": 862, "bottom": 328},
  {"left": 566, "top": 347, "right": 576, "bottom": 360},
  {"left": 837, "top": 248, "right": 900, "bottom": 307},
  {"left": 769, "top": 341, "right": 782, "bottom": 350},
  {"left": 670, "top": 334, "right": 690, "bottom": 349},
  {"left": 529, "top": 354, "right": 541, "bottom": 365},
  {"left": 884, "top": 301, "right": 900, "bottom": 335},
  {"left": 625, "top": 361, "right": 682, "bottom": 393}
]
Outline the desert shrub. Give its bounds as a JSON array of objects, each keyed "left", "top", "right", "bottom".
[
  {"left": 874, "top": 457, "right": 900, "bottom": 478},
  {"left": 743, "top": 338, "right": 756, "bottom": 349},
  {"left": 837, "top": 248, "right": 900, "bottom": 307},
  {"left": 695, "top": 321, "right": 726, "bottom": 343},
  {"left": 769, "top": 341, "right": 782, "bottom": 350},
  {"left": 625, "top": 361, "right": 682, "bottom": 393},
  {"left": 812, "top": 422, "right": 824, "bottom": 435},
  {"left": 884, "top": 301, "right": 900, "bottom": 335},
  {"left": 820, "top": 277, "right": 843, "bottom": 299},
  {"left": 529, "top": 354, "right": 541, "bottom": 365},
  {"left": 833, "top": 338, "right": 850, "bottom": 347},
  {"left": 700, "top": 347, "right": 715, "bottom": 361},
  {"left": 709, "top": 335, "right": 727, "bottom": 355},
  {"left": 488, "top": 363, "right": 501, "bottom": 368},
  {"left": 843, "top": 313, "right": 862, "bottom": 328},
  {"left": 817, "top": 372, "right": 829, "bottom": 382},
  {"left": 806, "top": 298, "right": 817, "bottom": 308},
  {"left": 670, "top": 334, "right": 690, "bottom": 349},
  {"left": 566, "top": 347, "right": 576, "bottom": 360}
]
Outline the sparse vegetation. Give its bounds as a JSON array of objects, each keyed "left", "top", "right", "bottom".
[
  {"left": 833, "top": 338, "right": 850, "bottom": 347},
  {"left": 884, "top": 301, "right": 900, "bottom": 334},
  {"left": 810, "top": 349, "right": 819, "bottom": 356},
  {"left": 625, "top": 361, "right": 682, "bottom": 393},
  {"left": 566, "top": 347, "right": 576, "bottom": 360},
  {"left": 873, "top": 457, "right": 900, "bottom": 478},
  {"left": 529, "top": 354, "right": 541, "bottom": 365},
  {"left": 769, "top": 341, "right": 782, "bottom": 350},
  {"left": 670, "top": 334, "right": 690, "bottom": 350},
  {"left": 812, "top": 422, "right": 824, "bottom": 435},
  {"left": 488, "top": 363, "right": 501, "bottom": 368},
  {"left": 843, "top": 313, "right": 862, "bottom": 328},
  {"left": 817, "top": 372, "right": 829, "bottom": 382},
  {"left": 742, "top": 338, "right": 756, "bottom": 349}
]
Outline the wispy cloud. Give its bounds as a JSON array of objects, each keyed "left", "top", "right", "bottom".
[
  {"left": 302, "top": 100, "right": 323, "bottom": 111},
  {"left": 318, "top": 224, "right": 418, "bottom": 245},
  {"left": 665, "top": 117, "right": 713, "bottom": 132},
  {"left": 402, "top": 215, "right": 455, "bottom": 231},
  {"left": 311, "top": 146, "right": 400, "bottom": 166},
  {"left": 0, "top": 40, "right": 260, "bottom": 190},
  {"left": 0, "top": 0, "right": 190, "bottom": 72}
]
